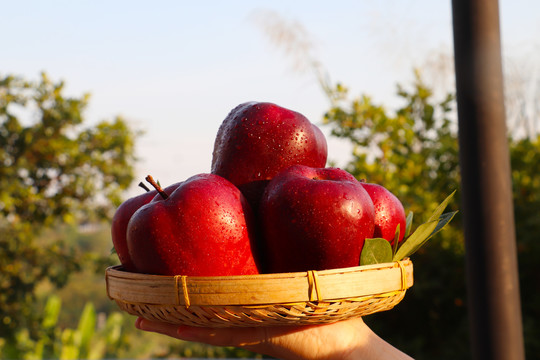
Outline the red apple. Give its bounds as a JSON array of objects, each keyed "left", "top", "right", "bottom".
[
  {"left": 111, "top": 188, "right": 157, "bottom": 271},
  {"left": 211, "top": 102, "right": 328, "bottom": 209},
  {"left": 260, "top": 165, "right": 375, "bottom": 272},
  {"left": 111, "top": 180, "right": 184, "bottom": 271},
  {"left": 126, "top": 173, "right": 260, "bottom": 276},
  {"left": 360, "top": 182, "right": 406, "bottom": 245}
]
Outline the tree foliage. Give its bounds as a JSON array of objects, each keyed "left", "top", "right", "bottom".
[
  {"left": 0, "top": 295, "right": 131, "bottom": 360},
  {"left": 324, "top": 71, "right": 462, "bottom": 247},
  {"left": 0, "top": 73, "right": 138, "bottom": 344},
  {"left": 510, "top": 135, "right": 540, "bottom": 356},
  {"left": 323, "top": 72, "right": 539, "bottom": 358}
]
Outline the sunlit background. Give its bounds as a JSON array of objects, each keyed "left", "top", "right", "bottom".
[
  {"left": 4, "top": 0, "right": 538, "bottom": 193},
  {"left": 3, "top": 1, "right": 540, "bottom": 358}
]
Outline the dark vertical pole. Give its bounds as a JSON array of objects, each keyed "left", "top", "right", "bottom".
[{"left": 451, "top": 0, "right": 525, "bottom": 359}]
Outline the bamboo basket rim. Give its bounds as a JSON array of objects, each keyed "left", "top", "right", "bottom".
[{"left": 106, "top": 259, "right": 413, "bottom": 308}]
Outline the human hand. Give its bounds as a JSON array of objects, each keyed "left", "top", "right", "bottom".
[{"left": 135, "top": 316, "right": 413, "bottom": 360}]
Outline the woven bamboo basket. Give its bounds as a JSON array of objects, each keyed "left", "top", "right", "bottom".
[{"left": 105, "top": 259, "right": 413, "bottom": 327}]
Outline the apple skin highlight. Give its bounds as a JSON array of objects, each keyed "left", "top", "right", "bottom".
[
  {"left": 126, "top": 173, "right": 260, "bottom": 276},
  {"left": 260, "top": 165, "right": 375, "bottom": 273},
  {"left": 361, "top": 182, "right": 407, "bottom": 245},
  {"left": 111, "top": 190, "right": 158, "bottom": 272},
  {"left": 211, "top": 102, "right": 328, "bottom": 210}
]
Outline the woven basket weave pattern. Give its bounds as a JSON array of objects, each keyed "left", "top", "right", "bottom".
[{"left": 106, "top": 259, "right": 413, "bottom": 327}]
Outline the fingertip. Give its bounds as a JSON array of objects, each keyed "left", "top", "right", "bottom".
[{"left": 134, "top": 317, "right": 144, "bottom": 329}]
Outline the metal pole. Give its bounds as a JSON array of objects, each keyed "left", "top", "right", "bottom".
[{"left": 451, "top": 0, "right": 525, "bottom": 359}]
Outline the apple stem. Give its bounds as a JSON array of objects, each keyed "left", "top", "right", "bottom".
[
  {"left": 145, "top": 175, "right": 168, "bottom": 200},
  {"left": 138, "top": 182, "right": 151, "bottom": 192}
]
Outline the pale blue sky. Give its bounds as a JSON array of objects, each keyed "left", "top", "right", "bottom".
[{"left": 3, "top": 1, "right": 539, "bottom": 196}]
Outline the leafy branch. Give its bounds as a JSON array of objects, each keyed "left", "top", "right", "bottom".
[{"left": 360, "top": 191, "right": 458, "bottom": 265}]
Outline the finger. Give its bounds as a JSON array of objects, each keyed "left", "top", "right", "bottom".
[
  {"left": 135, "top": 317, "right": 269, "bottom": 346},
  {"left": 135, "top": 317, "right": 183, "bottom": 339},
  {"left": 134, "top": 317, "right": 370, "bottom": 360},
  {"left": 134, "top": 317, "right": 310, "bottom": 357}
]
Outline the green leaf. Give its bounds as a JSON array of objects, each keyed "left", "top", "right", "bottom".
[
  {"left": 393, "top": 219, "right": 439, "bottom": 261},
  {"left": 87, "top": 339, "right": 106, "bottom": 360},
  {"left": 405, "top": 211, "right": 414, "bottom": 238},
  {"left": 104, "top": 312, "right": 124, "bottom": 346},
  {"left": 427, "top": 190, "right": 456, "bottom": 222},
  {"left": 392, "top": 223, "right": 400, "bottom": 256},
  {"left": 428, "top": 211, "right": 458, "bottom": 240},
  {"left": 42, "top": 295, "right": 61, "bottom": 329},
  {"left": 76, "top": 302, "right": 96, "bottom": 358},
  {"left": 33, "top": 339, "right": 45, "bottom": 359},
  {"left": 60, "top": 329, "right": 79, "bottom": 360},
  {"left": 393, "top": 191, "right": 457, "bottom": 261},
  {"left": 360, "top": 238, "right": 393, "bottom": 265}
]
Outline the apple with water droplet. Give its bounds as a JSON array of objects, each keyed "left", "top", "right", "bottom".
[
  {"left": 111, "top": 188, "right": 157, "bottom": 271},
  {"left": 360, "top": 182, "right": 406, "bottom": 245},
  {"left": 126, "top": 174, "right": 260, "bottom": 276},
  {"left": 211, "top": 102, "right": 328, "bottom": 209},
  {"left": 260, "top": 165, "right": 375, "bottom": 272}
]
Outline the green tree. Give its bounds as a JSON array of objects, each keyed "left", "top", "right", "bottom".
[
  {"left": 323, "top": 72, "right": 539, "bottom": 359},
  {"left": 0, "top": 73, "right": 138, "bottom": 347},
  {"left": 323, "top": 73, "right": 466, "bottom": 358},
  {"left": 324, "top": 71, "right": 462, "bottom": 243},
  {"left": 510, "top": 135, "right": 540, "bottom": 355},
  {"left": 255, "top": 12, "right": 538, "bottom": 357}
]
